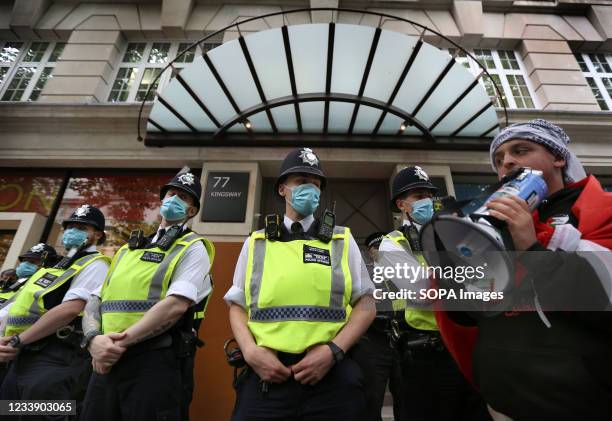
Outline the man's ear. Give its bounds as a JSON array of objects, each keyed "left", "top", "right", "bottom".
[
  {"left": 553, "top": 155, "right": 566, "bottom": 169},
  {"left": 188, "top": 205, "right": 198, "bottom": 218},
  {"left": 396, "top": 198, "right": 405, "bottom": 213},
  {"left": 279, "top": 184, "right": 287, "bottom": 198}
]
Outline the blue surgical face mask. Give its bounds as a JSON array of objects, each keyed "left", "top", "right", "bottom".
[
  {"left": 16, "top": 261, "right": 38, "bottom": 279},
  {"left": 62, "top": 228, "right": 89, "bottom": 249},
  {"left": 410, "top": 198, "right": 434, "bottom": 225},
  {"left": 160, "top": 195, "right": 189, "bottom": 222},
  {"left": 287, "top": 183, "right": 321, "bottom": 216}
]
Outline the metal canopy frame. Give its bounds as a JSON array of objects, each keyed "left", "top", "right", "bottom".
[{"left": 138, "top": 7, "right": 508, "bottom": 148}]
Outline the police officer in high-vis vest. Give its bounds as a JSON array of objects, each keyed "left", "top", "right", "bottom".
[
  {"left": 0, "top": 205, "right": 110, "bottom": 414},
  {"left": 378, "top": 166, "right": 490, "bottom": 421},
  {"left": 225, "top": 147, "right": 376, "bottom": 421},
  {"left": 0, "top": 243, "right": 60, "bottom": 318},
  {"left": 0, "top": 243, "right": 60, "bottom": 390},
  {"left": 80, "top": 167, "right": 214, "bottom": 421}
]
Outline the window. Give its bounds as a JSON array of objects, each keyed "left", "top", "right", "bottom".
[
  {"left": 0, "top": 41, "right": 65, "bottom": 101},
  {"left": 108, "top": 40, "right": 221, "bottom": 103},
  {"left": 574, "top": 52, "right": 612, "bottom": 111},
  {"left": 449, "top": 48, "right": 537, "bottom": 109},
  {"left": 452, "top": 173, "right": 499, "bottom": 202}
]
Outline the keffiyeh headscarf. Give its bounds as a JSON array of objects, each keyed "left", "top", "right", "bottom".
[{"left": 490, "top": 119, "right": 586, "bottom": 183}]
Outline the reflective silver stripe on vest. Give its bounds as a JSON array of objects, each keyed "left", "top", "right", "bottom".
[
  {"left": 147, "top": 233, "right": 202, "bottom": 300},
  {"left": 248, "top": 229, "right": 267, "bottom": 309},
  {"left": 250, "top": 306, "right": 346, "bottom": 322},
  {"left": 6, "top": 316, "right": 40, "bottom": 326},
  {"left": 329, "top": 226, "right": 346, "bottom": 308},
  {"left": 105, "top": 247, "right": 128, "bottom": 288},
  {"left": 27, "top": 254, "right": 100, "bottom": 316},
  {"left": 100, "top": 300, "right": 157, "bottom": 313},
  {"left": 0, "top": 294, "right": 17, "bottom": 311},
  {"left": 248, "top": 228, "right": 347, "bottom": 320}
]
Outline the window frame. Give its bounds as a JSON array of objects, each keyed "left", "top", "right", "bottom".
[
  {"left": 106, "top": 40, "right": 222, "bottom": 103},
  {"left": 574, "top": 52, "right": 612, "bottom": 111},
  {"left": 450, "top": 48, "right": 539, "bottom": 110},
  {"left": 0, "top": 41, "right": 65, "bottom": 102}
]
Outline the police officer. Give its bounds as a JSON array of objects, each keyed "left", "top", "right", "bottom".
[
  {"left": 352, "top": 232, "right": 408, "bottom": 421},
  {"left": 81, "top": 167, "right": 214, "bottom": 421},
  {"left": 378, "top": 166, "right": 490, "bottom": 421},
  {"left": 225, "top": 147, "right": 375, "bottom": 421},
  {"left": 0, "top": 205, "right": 110, "bottom": 418},
  {"left": 0, "top": 243, "right": 60, "bottom": 327},
  {"left": 0, "top": 243, "right": 60, "bottom": 390}
]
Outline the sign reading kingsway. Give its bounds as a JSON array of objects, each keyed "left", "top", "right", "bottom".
[{"left": 201, "top": 172, "right": 250, "bottom": 223}]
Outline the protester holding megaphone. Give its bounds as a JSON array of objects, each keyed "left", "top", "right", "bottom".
[{"left": 437, "top": 119, "right": 612, "bottom": 421}]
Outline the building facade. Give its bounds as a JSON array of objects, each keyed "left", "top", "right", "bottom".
[{"left": 1, "top": 0, "right": 612, "bottom": 418}]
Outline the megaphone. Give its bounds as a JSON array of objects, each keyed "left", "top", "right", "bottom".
[{"left": 419, "top": 168, "right": 548, "bottom": 314}]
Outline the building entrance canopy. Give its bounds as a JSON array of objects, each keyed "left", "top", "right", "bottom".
[{"left": 140, "top": 8, "right": 507, "bottom": 149}]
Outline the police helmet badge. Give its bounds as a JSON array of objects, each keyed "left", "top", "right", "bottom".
[
  {"left": 178, "top": 172, "right": 195, "bottom": 186},
  {"left": 30, "top": 243, "right": 45, "bottom": 253},
  {"left": 75, "top": 205, "right": 91, "bottom": 217},
  {"left": 414, "top": 166, "right": 429, "bottom": 181},
  {"left": 299, "top": 148, "right": 319, "bottom": 166}
]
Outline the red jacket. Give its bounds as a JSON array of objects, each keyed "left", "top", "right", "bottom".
[{"left": 436, "top": 175, "right": 612, "bottom": 383}]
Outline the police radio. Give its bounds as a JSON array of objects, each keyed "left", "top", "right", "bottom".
[
  {"left": 399, "top": 223, "right": 422, "bottom": 252},
  {"left": 157, "top": 225, "right": 183, "bottom": 251},
  {"left": 54, "top": 242, "right": 88, "bottom": 269},
  {"left": 7, "top": 277, "right": 28, "bottom": 292},
  {"left": 128, "top": 230, "right": 146, "bottom": 250},
  {"left": 265, "top": 214, "right": 281, "bottom": 241},
  {"left": 317, "top": 201, "right": 336, "bottom": 243}
]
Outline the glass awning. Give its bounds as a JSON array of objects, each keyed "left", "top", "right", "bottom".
[{"left": 141, "top": 9, "right": 507, "bottom": 149}]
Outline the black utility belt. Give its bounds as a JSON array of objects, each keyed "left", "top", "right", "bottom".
[
  {"left": 24, "top": 333, "right": 82, "bottom": 352},
  {"left": 122, "top": 329, "right": 199, "bottom": 359},
  {"left": 276, "top": 351, "right": 307, "bottom": 366},
  {"left": 123, "top": 333, "right": 173, "bottom": 358},
  {"left": 275, "top": 346, "right": 354, "bottom": 367},
  {"left": 400, "top": 330, "right": 444, "bottom": 352},
  {"left": 22, "top": 317, "right": 85, "bottom": 352}
]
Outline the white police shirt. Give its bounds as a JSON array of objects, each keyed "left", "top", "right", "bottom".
[
  {"left": 92, "top": 227, "right": 212, "bottom": 305},
  {"left": 224, "top": 214, "right": 373, "bottom": 308}
]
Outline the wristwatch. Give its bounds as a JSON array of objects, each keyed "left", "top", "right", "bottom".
[
  {"left": 327, "top": 341, "right": 345, "bottom": 364},
  {"left": 9, "top": 334, "right": 22, "bottom": 349},
  {"left": 80, "top": 330, "right": 101, "bottom": 349}
]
